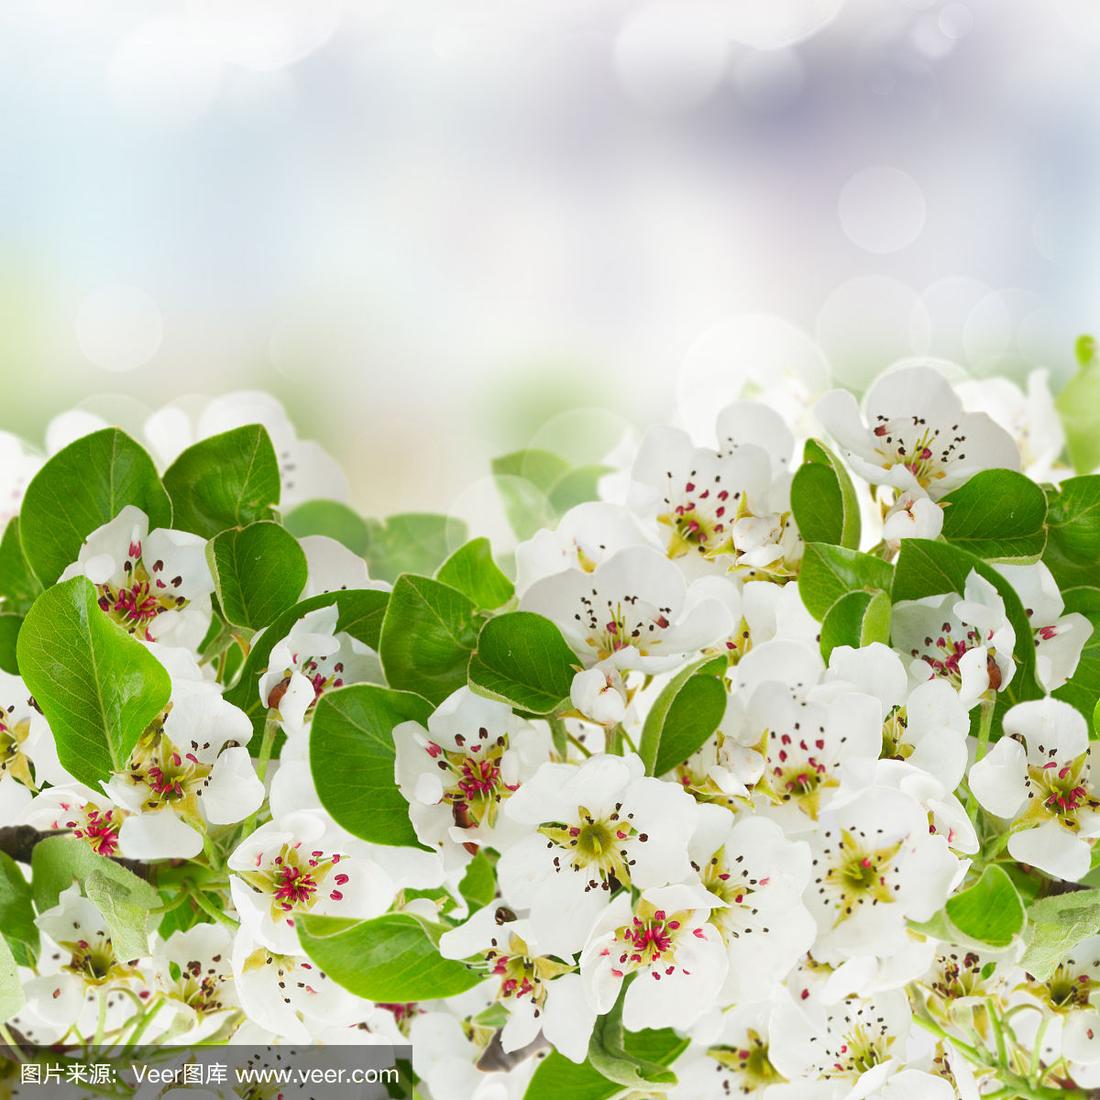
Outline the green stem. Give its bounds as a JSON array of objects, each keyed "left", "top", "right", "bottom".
[
  {"left": 912, "top": 1003, "right": 1079, "bottom": 1100},
  {"left": 605, "top": 724, "right": 623, "bottom": 755},
  {"left": 254, "top": 716, "right": 279, "bottom": 784},
  {"left": 1029, "top": 1014, "right": 1050, "bottom": 1084},
  {"left": 122, "top": 996, "right": 164, "bottom": 1047},
  {"left": 203, "top": 830, "right": 227, "bottom": 872},
  {"left": 548, "top": 716, "right": 570, "bottom": 759},
  {"left": 967, "top": 697, "right": 997, "bottom": 817},
  {"left": 988, "top": 999, "right": 1009, "bottom": 1067},
  {"left": 566, "top": 731, "right": 592, "bottom": 758},
  {"left": 911, "top": 1013, "right": 987, "bottom": 1067},
  {"left": 150, "top": 892, "right": 193, "bottom": 917},
  {"left": 93, "top": 986, "right": 109, "bottom": 1045},
  {"left": 188, "top": 887, "right": 238, "bottom": 928}
]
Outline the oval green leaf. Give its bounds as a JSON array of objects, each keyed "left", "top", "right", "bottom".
[
  {"left": 819, "top": 589, "right": 892, "bottom": 661},
  {"left": 1021, "top": 888, "right": 1100, "bottom": 981},
  {"left": 283, "top": 499, "right": 370, "bottom": 555},
  {"left": 297, "top": 912, "right": 482, "bottom": 1001},
  {"left": 208, "top": 521, "right": 308, "bottom": 630},
  {"left": 0, "top": 614, "right": 20, "bottom": 676},
  {"left": 17, "top": 578, "right": 171, "bottom": 789},
  {"left": 363, "top": 513, "right": 468, "bottom": 584},
  {"left": 790, "top": 439, "right": 861, "bottom": 550},
  {"left": 939, "top": 469, "right": 1047, "bottom": 562},
  {"left": 640, "top": 661, "right": 727, "bottom": 778},
  {"left": 437, "top": 538, "right": 515, "bottom": 610},
  {"left": 0, "top": 851, "right": 38, "bottom": 966},
  {"left": 163, "top": 424, "right": 280, "bottom": 539},
  {"left": 1044, "top": 475, "right": 1100, "bottom": 589},
  {"left": 310, "top": 683, "right": 433, "bottom": 848},
  {"left": 524, "top": 1026, "right": 687, "bottom": 1100},
  {"left": 944, "top": 865, "right": 1025, "bottom": 948},
  {"left": 467, "top": 611, "right": 576, "bottom": 715},
  {"left": 798, "top": 542, "right": 894, "bottom": 621},
  {"left": 378, "top": 575, "right": 479, "bottom": 706},
  {"left": 0, "top": 518, "right": 42, "bottom": 615},
  {"left": 20, "top": 429, "right": 171, "bottom": 585}
]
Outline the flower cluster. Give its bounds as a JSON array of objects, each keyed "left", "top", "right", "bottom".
[{"left": 2, "top": 349, "right": 1100, "bottom": 1100}]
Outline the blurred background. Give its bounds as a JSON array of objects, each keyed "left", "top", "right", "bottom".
[{"left": 1, "top": 0, "right": 1097, "bottom": 519}]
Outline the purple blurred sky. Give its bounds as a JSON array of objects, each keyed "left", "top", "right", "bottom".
[{"left": 1, "top": 0, "right": 1097, "bottom": 512}]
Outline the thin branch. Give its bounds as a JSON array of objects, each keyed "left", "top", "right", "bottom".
[{"left": 0, "top": 825, "right": 152, "bottom": 880}]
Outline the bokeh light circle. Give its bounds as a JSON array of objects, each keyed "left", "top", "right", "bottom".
[
  {"left": 187, "top": 0, "right": 342, "bottom": 72},
  {"left": 939, "top": 3, "right": 975, "bottom": 39},
  {"left": 920, "top": 275, "right": 997, "bottom": 365},
  {"left": 723, "top": 0, "right": 847, "bottom": 50},
  {"left": 107, "top": 17, "right": 223, "bottom": 126},
  {"left": 613, "top": 1, "right": 729, "bottom": 113},
  {"left": 963, "top": 288, "right": 1051, "bottom": 374},
  {"left": 525, "top": 407, "right": 635, "bottom": 468},
  {"left": 838, "top": 165, "right": 927, "bottom": 253},
  {"left": 677, "top": 315, "right": 831, "bottom": 444},
  {"left": 449, "top": 475, "right": 527, "bottom": 556},
  {"left": 76, "top": 285, "right": 163, "bottom": 374},
  {"left": 816, "top": 276, "right": 930, "bottom": 389}
]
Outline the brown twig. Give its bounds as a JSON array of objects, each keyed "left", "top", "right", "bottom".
[{"left": 0, "top": 825, "right": 152, "bottom": 880}]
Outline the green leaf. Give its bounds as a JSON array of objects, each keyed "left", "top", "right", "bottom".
[
  {"left": 0, "top": 613, "right": 20, "bottom": 675},
  {"left": 587, "top": 978, "right": 681, "bottom": 1090},
  {"left": 1044, "top": 476, "right": 1100, "bottom": 589},
  {"left": 798, "top": 543, "right": 894, "bottom": 621},
  {"left": 1053, "top": 586, "right": 1100, "bottom": 727},
  {"left": 309, "top": 684, "right": 433, "bottom": 849},
  {"left": 892, "top": 539, "right": 1044, "bottom": 707},
  {"left": 20, "top": 428, "right": 171, "bottom": 586},
  {"left": 467, "top": 612, "right": 576, "bottom": 715},
  {"left": 1021, "top": 888, "right": 1100, "bottom": 981},
  {"left": 459, "top": 852, "right": 497, "bottom": 911},
  {"left": 223, "top": 588, "right": 390, "bottom": 724},
  {"left": 547, "top": 465, "right": 612, "bottom": 516},
  {"left": 85, "top": 871, "right": 153, "bottom": 961},
  {"left": 1057, "top": 354, "right": 1100, "bottom": 474},
  {"left": 492, "top": 450, "right": 571, "bottom": 540},
  {"left": 944, "top": 866, "right": 1025, "bottom": 948},
  {"left": 939, "top": 469, "right": 1047, "bottom": 562},
  {"left": 378, "top": 575, "right": 479, "bottom": 706},
  {"left": 640, "top": 659, "right": 727, "bottom": 777},
  {"left": 17, "top": 578, "right": 172, "bottom": 789},
  {"left": 494, "top": 450, "right": 571, "bottom": 493},
  {"left": 0, "top": 519, "right": 42, "bottom": 614},
  {"left": 524, "top": 1027, "right": 687, "bottom": 1100},
  {"left": 297, "top": 912, "right": 482, "bottom": 1001},
  {"left": 819, "top": 589, "right": 891, "bottom": 661},
  {"left": 0, "top": 934, "right": 23, "bottom": 1022},
  {"left": 283, "top": 500, "right": 370, "bottom": 555},
  {"left": 437, "top": 538, "right": 515, "bottom": 610},
  {"left": 163, "top": 424, "right": 280, "bottom": 539},
  {"left": 30, "top": 834, "right": 159, "bottom": 931},
  {"left": 363, "top": 513, "right": 468, "bottom": 584},
  {"left": 790, "top": 439, "right": 861, "bottom": 550},
  {"left": 207, "top": 521, "right": 308, "bottom": 631},
  {"left": 0, "top": 851, "right": 38, "bottom": 966}
]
